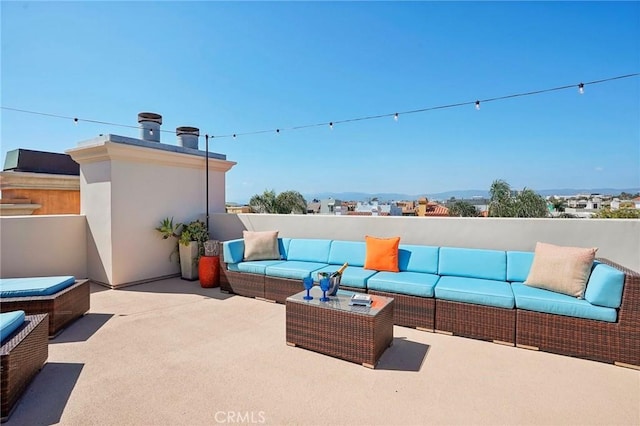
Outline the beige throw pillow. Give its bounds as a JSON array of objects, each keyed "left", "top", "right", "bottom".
[
  {"left": 243, "top": 230, "right": 280, "bottom": 261},
  {"left": 524, "top": 242, "right": 597, "bottom": 298}
]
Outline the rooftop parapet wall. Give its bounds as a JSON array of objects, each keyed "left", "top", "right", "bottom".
[
  {"left": 209, "top": 214, "right": 640, "bottom": 273},
  {"left": 0, "top": 215, "right": 87, "bottom": 278}
]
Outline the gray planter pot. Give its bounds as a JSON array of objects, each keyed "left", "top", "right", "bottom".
[{"left": 179, "top": 241, "right": 199, "bottom": 281}]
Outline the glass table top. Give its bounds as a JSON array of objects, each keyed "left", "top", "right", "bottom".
[{"left": 287, "top": 286, "right": 393, "bottom": 316}]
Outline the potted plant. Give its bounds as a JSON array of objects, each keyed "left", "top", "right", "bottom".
[{"left": 156, "top": 217, "right": 209, "bottom": 281}]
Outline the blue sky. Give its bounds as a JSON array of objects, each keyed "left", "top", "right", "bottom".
[{"left": 2, "top": 1, "right": 639, "bottom": 203}]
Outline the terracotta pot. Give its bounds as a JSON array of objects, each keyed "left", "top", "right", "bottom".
[{"left": 199, "top": 255, "right": 220, "bottom": 288}]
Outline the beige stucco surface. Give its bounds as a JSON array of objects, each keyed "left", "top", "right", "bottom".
[{"left": 210, "top": 213, "right": 640, "bottom": 272}]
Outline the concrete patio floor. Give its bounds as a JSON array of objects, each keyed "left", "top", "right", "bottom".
[{"left": 6, "top": 278, "right": 639, "bottom": 426}]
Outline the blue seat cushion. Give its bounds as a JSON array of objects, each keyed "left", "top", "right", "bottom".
[
  {"left": 265, "top": 261, "right": 328, "bottom": 280},
  {"left": 584, "top": 262, "right": 625, "bottom": 308},
  {"left": 228, "top": 260, "right": 287, "bottom": 275},
  {"left": 368, "top": 271, "right": 440, "bottom": 297},
  {"left": 328, "top": 241, "right": 366, "bottom": 267},
  {"left": 435, "top": 276, "right": 514, "bottom": 309},
  {"left": 0, "top": 276, "right": 76, "bottom": 298},
  {"left": 312, "top": 265, "right": 376, "bottom": 289},
  {"left": 439, "top": 247, "right": 507, "bottom": 281},
  {"left": 0, "top": 310, "right": 25, "bottom": 343},
  {"left": 507, "top": 251, "right": 534, "bottom": 282},
  {"left": 398, "top": 245, "right": 439, "bottom": 274},
  {"left": 512, "top": 282, "right": 617, "bottom": 322},
  {"left": 287, "top": 239, "right": 332, "bottom": 263}
]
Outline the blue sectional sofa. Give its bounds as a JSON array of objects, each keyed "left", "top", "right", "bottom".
[{"left": 221, "top": 238, "right": 639, "bottom": 367}]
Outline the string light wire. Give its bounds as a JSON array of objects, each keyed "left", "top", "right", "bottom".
[{"left": 1, "top": 73, "right": 637, "bottom": 140}]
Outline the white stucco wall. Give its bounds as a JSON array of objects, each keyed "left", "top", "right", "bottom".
[
  {"left": 209, "top": 213, "right": 640, "bottom": 272},
  {"left": 0, "top": 215, "right": 87, "bottom": 278},
  {"left": 68, "top": 136, "right": 235, "bottom": 287}
]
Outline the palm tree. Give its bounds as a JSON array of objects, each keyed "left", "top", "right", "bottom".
[
  {"left": 275, "top": 190, "right": 307, "bottom": 214},
  {"left": 448, "top": 200, "right": 479, "bottom": 217},
  {"left": 249, "top": 189, "right": 307, "bottom": 214},
  {"left": 513, "top": 188, "right": 549, "bottom": 218},
  {"left": 249, "top": 189, "right": 278, "bottom": 213},
  {"left": 488, "top": 179, "right": 514, "bottom": 217}
]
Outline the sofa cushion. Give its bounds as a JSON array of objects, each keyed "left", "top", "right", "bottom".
[
  {"left": 224, "top": 238, "right": 290, "bottom": 264},
  {"left": 312, "top": 265, "right": 376, "bottom": 289},
  {"left": 435, "top": 276, "right": 514, "bottom": 309},
  {"left": 512, "top": 282, "right": 617, "bottom": 322},
  {"left": 232, "top": 260, "right": 287, "bottom": 275},
  {"left": 438, "top": 247, "right": 507, "bottom": 281},
  {"left": 507, "top": 251, "right": 534, "bottom": 282},
  {"left": 265, "top": 261, "right": 328, "bottom": 280},
  {"left": 287, "top": 239, "right": 332, "bottom": 263},
  {"left": 584, "top": 262, "right": 625, "bottom": 308},
  {"left": 0, "top": 276, "right": 77, "bottom": 298},
  {"left": 243, "top": 230, "right": 280, "bottom": 261},
  {"left": 364, "top": 236, "right": 400, "bottom": 272},
  {"left": 328, "top": 241, "right": 366, "bottom": 267},
  {"left": 398, "top": 245, "right": 439, "bottom": 274},
  {"left": 0, "top": 310, "right": 25, "bottom": 343},
  {"left": 368, "top": 271, "right": 440, "bottom": 297},
  {"left": 524, "top": 242, "right": 597, "bottom": 298}
]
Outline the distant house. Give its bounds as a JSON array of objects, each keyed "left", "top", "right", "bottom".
[
  {"left": 320, "top": 198, "right": 342, "bottom": 215},
  {"left": 306, "top": 201, "right": 321, "bottom": 214},
  {"left": 347, "top": 201, "right": 402, "bottom": 216},
  {"left": 0, "top": 148, "right": 80, "bottom": 216},
  {"left": 416, "top": 197, "right": 449, "bottom": 217}
]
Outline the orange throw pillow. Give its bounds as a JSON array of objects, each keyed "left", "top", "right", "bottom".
[{"left": 364, "top": 236, "right": 400, "bottom": 272}]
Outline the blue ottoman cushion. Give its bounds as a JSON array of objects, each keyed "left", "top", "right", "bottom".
[
  {"left": 0, "top": 276, "right": 76, "bottom": 298},
  {"left": 0, "top": 310, "right": 26, "bottom": 343}
]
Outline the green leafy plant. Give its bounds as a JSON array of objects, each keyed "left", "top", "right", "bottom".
[
  {"left": 156, "top": 218, "right": 210, "bottom": 264},
  {"left": 178, "top": 219, "right": 209, "bottom": 264},
  {"left": 155, "top": 217, "right": 183, "bottom": 261}
]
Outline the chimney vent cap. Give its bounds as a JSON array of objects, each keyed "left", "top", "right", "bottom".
[
  {"left": 137, "top": 112, "right": 163, "bottom": 124},
  {"left": 176, "top": 126, "right": 200, "bottom": 136}
]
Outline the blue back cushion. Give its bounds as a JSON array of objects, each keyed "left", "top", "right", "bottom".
[
  {"left": 584, "top": 262, "right": 625, "bottom": 308},
  {"left": 0, "top": 310, "right": 25, "bottom": 343},
  {"left": 398, "top": 245, "right": 439, "bottom": 274},
  {"left": 287, "top": 239, "right": 332, "bottom": 263},
  {"left": 0, "top": 276, "right": 77, "bottom": 298},
  {"left": 438, "top": 247, "right": 506, "bottom": 281},
  {"left": 507, "top": 251, "right": 534, "bottom": 282},
  {"left": 328, "top": 241, "right": 366, "bottom": 266}
]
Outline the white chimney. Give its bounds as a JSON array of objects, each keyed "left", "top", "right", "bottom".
[
  {"left": 176, "top": 126, "right": 200, "bottom": 150},
  {"left": 137, "top": 112, "right": 162, "bottom": 142}
]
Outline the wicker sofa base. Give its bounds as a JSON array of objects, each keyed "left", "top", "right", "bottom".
[
  {"left": 517, "top": 309, "right": 637, "bottom": 367},
  {"left": 368, "top": 290, "right": 435, "bottom": 331},
  {"left": 220, "top": 269, "right": 265, "bottom": 299},
  {"left": 1, "top": 313, "right": 48, "bottom": 422},
  {"left": 0, "top": 280, "right": 90, "bottom": 338},
  {"left": 436, "top": 299, "right": 515, "bottom": 345}
]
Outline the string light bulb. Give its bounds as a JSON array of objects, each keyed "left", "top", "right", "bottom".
[
  {"left": 475, "top": 100, "right": 481, "bottom": 110},
  {"left": 276, "top": 129, "right": 280, "bottom": 133},
  {"left": 233, "top": 134, "right": 236, "bottom": 139},
  {"left": 329, "top": 122, "right": 333, "bottom": 130},
  {"left": 73, "top": 117, "right": 78, "bottom": 125},
  {"left": 394, "top": 113, "right": 399, "bottom": 122},
  {"left": 149, "top": 129, "right": 154, "bottom": 136},
  {"left": 578, "top": 83, "right": 585, "bottom": 94}
]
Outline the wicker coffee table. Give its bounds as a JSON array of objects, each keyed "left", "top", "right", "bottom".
[{"left": 286, "top": 288, "right": 394, "bottom": 368}]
